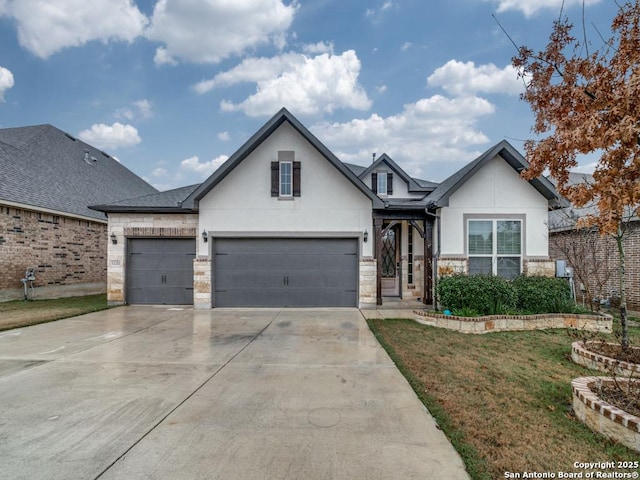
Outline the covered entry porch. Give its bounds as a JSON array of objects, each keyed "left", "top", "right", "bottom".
[{"left": 373, "top": 210, "right": 434, "bottom": 306}]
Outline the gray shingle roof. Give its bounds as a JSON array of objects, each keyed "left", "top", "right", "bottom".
[
  {"left": 90, "top": 184, "right": 200, "bottom": 212},
  {"left": 0, "top": 124, "right": 157, "bottom": 221}
]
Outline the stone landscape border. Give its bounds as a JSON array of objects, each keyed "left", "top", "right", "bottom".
[
  {"left": 413, "top": 311, "right": 612, "bottom": 334},
  {"left": 571, "top": 341, "right": 640, "bottom": 376},
  {"left": 572, "top": 376, "right": 640, "bottom": 453}
]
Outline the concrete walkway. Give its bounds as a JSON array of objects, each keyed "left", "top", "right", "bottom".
[{"left": 0, "top": 306, "right": 468, "bottom": 480}]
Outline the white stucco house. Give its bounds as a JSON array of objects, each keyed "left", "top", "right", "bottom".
[{"left": 91, "top": 108, "right": 563, "bottom": 308}]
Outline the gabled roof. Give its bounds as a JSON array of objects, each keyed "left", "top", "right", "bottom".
[
  {"left": 358, "top": 153, "right": 434, "bottom": 194},
  {"left": 425, "top": 140, "right": 564, "bottom": 210},
  {"left": 0, "top": 124, "right": 156, "bottom": 221},
  {"left": 90, "top": 184, "right": 200, "bottom": 213},
  {"left": 183, "top": 108, "right": 384, "bottom": 209}
]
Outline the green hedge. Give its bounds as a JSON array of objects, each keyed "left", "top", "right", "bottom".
[
  {"left": 511, "top": 275, "right": 573, "bottom": 314},
  {"left": 437, "top": 274, "right": 573, "bottom": 316}
]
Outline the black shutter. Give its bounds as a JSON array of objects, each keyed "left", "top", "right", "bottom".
[
  {"left": 387, "top": 173, "right": 393, "bottom": 195},
  {"left": 293, "top": 161, "right": 301, "bottom": 197},
  {"left": 271, "top": 162, "right": 279, "bottom": 197},
  {"left": 371, "top": 172, "right": 378, "bottom": 194}
]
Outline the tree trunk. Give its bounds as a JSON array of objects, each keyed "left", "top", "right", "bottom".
[{"left": 615, "top": 225, "right": 629, "bottom": 350}]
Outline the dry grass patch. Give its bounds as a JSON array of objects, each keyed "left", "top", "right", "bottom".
[
  {"left": 368, "top": 319, "right": 640, "bottom": 480},
  {"left": 0, "top": 294, "right": 109, "bottom": 331}
]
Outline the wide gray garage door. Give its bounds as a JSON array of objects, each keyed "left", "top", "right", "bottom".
[
  {"left": 213, "top": 238, "right": 358, "bottom": 307},
  {"left": 127, "top": 238, "right": 196, "bottom": 305}
]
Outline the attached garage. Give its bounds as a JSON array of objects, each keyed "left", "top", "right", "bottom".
[
  {"left": 127, "top": 238, "right": 196, "bottom": 305},
  {"left": 213, "top": 238, "right": 358, "bottom": 307}
]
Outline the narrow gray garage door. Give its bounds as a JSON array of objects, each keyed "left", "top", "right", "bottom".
[
  {"left": 127, "top": 238, "right": 196, "bottom": 305},
  {"left": 214, "top": 238, "right": 358, "bottom": 307}
]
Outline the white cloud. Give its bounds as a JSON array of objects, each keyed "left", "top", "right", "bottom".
[
  {"left": 401, "top": 42, "right": 412, "bottom": 52},
  {"left": 0, "top": 66, "right": 14, "bottom": 101},
  {"left": 488, "top": 0, "right": 601, "bottom": 17},
  {"left": 427, "top": 60, "right": 524, "bottom": 96},
  {"left": 180, "top": 154, "right": 229, "bottom": 177},
  {"left": 152, "top": 167, "right": 167, "bottom": 177},
  {"left": 312, "top": 95, "right": 495, "bottom": 180},
  {"left": 214, "top": 50, "right": 372, "bottom": 117},
  {"left": 0, "top": 0, "right": 148, "bottom": 58},
  {"left": 77, "top": 122, "right": 141, "bottom": 150},
  {"left": 366, "top": 1, "right": 395, "bottom": 20},
  {"left": 218, "top": 131, "right": 230, "bottom": 141},
  {"left": 302, "top": 41, "right": 334, "bottom": 55},
  {"left": 146, "top": 0, "right": 297, "bottom": 65},
  {"left": 116, "top": 99, "right": 153, "bottom": 120}
]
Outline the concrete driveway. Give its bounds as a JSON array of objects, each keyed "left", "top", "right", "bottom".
[{"left": 0, "top": 307, "right": 468, "bottom": 480}]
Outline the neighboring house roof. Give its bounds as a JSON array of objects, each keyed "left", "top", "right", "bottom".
[
  {"left": 358, "top": 153, "right": 434, "bottom": 194},
  {"left": 90, "top": 184, "right": 200, "bottom": 213},
  {"left": 0, "top": 124, "right": 156, "bottom": 221},
  {"left": 548, "top": 172, "right": 638, "bottom": 231},
  {"left": 425, "top": 140, "right": 564, "bottom": 210},
  {"left": 183, "top": 108, "right": 385, "bottom": 209}
]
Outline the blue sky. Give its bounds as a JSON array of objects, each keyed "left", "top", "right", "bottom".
[{"left": 0, "top": 0, "right": 618, "bottom": 191}]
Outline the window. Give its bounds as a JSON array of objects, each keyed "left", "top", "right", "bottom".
[
  {"left": 280, "top": 161, "right": 292, "bottom": 196},
  {"left": 271, "top": 151, "right": 300, "bottom": 198},
  {"left": 377, "top": 172, "right": 387, "bottom": 195},
  {"left": 468, "top": 219, "right": 522, "bottom": 279}
]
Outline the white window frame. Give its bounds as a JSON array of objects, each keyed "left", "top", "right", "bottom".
[
  {"left": 467, "top": 218, "right": 522, "bottom": 279},
  {"left": 279, "top": 160, "right": 292, "bottom": 197},
  {"left": 377, "top": 171, "right": 387, "bottom": 195}
]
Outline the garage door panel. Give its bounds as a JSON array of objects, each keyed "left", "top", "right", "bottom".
[
  {"left": 213, "top": 238, "right": 357, "bottom": 307},
  {"left": 127, "top": 239, "right": 195, "bottom": 305}
]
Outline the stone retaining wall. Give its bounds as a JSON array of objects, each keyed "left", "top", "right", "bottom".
[
  {"left": 571, "top": 341, "right": 640, "bottom": 376},
  {"left": 572, "top": 376, "right": 640, "bottom": 453},
  {"left": 414, "top": 310, "right": 612, "bottom": 334}
]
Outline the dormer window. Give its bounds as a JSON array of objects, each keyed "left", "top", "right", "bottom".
[
  {"left": 377, "top": 172, "right": 387, "bottom": 195},
  {"left": 371, "top": 171, "right": 393, "bottom": 196}
]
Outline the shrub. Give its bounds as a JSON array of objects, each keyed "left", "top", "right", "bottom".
[
  {"left": 437, "top": 274, "right": 517, "bottom": 316},
  {"left": 512, "top": 275, "right": 572, "bottom": 314}
]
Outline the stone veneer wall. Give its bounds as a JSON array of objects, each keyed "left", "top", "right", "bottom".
[
  {"left": 414, "top": 310, "right": 612, "bottom": 334},
  {"left": 400, "top": 256, "right": 424, "bottom": 300},
  {"left": 359, "top": 258, "right": 377, "bottom": 308},
  {"left": 107, "top": 213, "right": 198, "bottom": 305},
  {"left": 193, "top": 257, "right": 211, "bottom": 309},
  {"left": 572, "top": 377, "right": 640, "bottom": 453},
  {"left": 0, "top": 204, "right": 107, "bottom": 301}
]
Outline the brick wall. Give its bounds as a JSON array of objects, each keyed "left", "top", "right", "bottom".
[
  {"left": 550, "top": 221, "right": 640, "bottom": 311},
  {"left": 0, "top": 204, "right": 107, "bottom": 297}
]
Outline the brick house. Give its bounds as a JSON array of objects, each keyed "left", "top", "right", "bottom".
[
  {"left": 548, "top": 173, "right": 639, "bottom": 311},
  {"left": 92, "top": 108, "right": 562, "bottom": 308},
  {"left": 0, "top": 124, "right": 156, "bottom": 301}
]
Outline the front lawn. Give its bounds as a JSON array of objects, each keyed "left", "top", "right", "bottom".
[
  {"left": 367, "top": 318, "right": 640, "bottom": 480},
  {"left": 0, "top": 294, "right": 109, "bottom": 331}
]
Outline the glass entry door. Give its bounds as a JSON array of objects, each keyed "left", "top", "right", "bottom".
[{"left": 381, "top": 225, "right": 400, "bottom": 296}]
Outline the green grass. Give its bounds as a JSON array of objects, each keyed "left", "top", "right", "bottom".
[
  {"left": 0, "top": 294, "right": 109, "bottom": 331},
  {"left": 367, "top": 318, "right": 640, "bottom": 480}
]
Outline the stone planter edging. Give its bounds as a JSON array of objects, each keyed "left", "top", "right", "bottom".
[
  {"left": 571, "top": 341, "right": 640, "bottom": 376},
  {"left": 572, "top": 376, "right": 640, "bottom": 452},
  {"left": 413, "top": 310, "right": 611, "bottom": 334}
]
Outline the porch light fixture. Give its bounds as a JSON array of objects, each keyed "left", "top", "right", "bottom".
[
  {"left": 202, "top": 229, "right": 208, "bottom": 243},
  {"left": 110, "top": 233, "right": 117, "bottom": 245},
  {"left": 363, "top": 229, "right": 368, "bottom": 243}
]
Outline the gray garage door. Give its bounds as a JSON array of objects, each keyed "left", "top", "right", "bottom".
[
  {"left": 213, "top": 238, "right": 358, "bottom": 307},
  {"left": 127, "top": 238, "right": 196, "bottom": 305}
]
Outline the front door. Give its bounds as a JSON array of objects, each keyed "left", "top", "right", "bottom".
[{"left": 381, "top": 225, "right": 400, "bottom": 296}]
